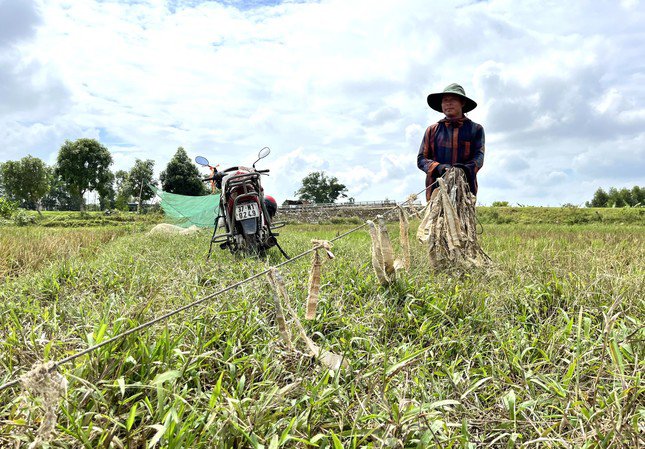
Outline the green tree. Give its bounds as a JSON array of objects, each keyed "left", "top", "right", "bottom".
[
  {"left": 616, "top": 188, "right": 633, "bottom": 207},
  {"left": 99, "top": 170, "right": 116, "bottom": 211},
  {"left": 56, "top": 138, "right": 113, "bottom": 211},
  {"left": 295, "top": 171, "right": 348, "bottom": 204},
  {"left": 631, "top": 186, "right": 644, "bottom": 206},
  {"left": 607, "top": 187, "right": 624, "bottom": 207},
  {"left": 0, "top": 155, "right": 51, "bottom": 215},
  {"left": 0, "top": 163, "right": 5, "bottom": 197},
  {"left": 585, "top": 188, "right": 609, "bottom": 207},
  {"left": 114, "top": 170, "right": 131, "bottom": 211},
  {"left": 586, "top": 185, "right": 644, "bottom": 207},
  {"left": 160, "top": 147, "right": 206, "bottom": 196},
  {"left": 129, "top": 159, "right": 157, "bottom": 212},
  {"left": 42, "top": 171, "right": 81, "bottom": 211}
]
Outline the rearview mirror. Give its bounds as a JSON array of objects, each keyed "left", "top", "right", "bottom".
[
  {"left": 253, "top": 147, "right": 271, "bottom": 168},
  {"left": 195, "top": 156, "right": 209, "bottom": 166},
  {"left": 257, "top": 147, "right": 271, "bottom": 159}
]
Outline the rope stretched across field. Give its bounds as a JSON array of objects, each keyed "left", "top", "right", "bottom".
[{"left": 0, "top": 184, "right": 432, "bottom": 393}]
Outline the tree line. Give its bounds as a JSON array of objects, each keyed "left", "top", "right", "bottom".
[
  {"left": 586, "top": 186, "right": 644, "bottom": 208},
  {"left": 3, "top": 140, "right": 641, "bottom": 214},
  {"left": 1, "top": 138, "right": 351, "bottom": 219},
  {"left": 0, "top": 139, "right": 209, "bottom": 214}
]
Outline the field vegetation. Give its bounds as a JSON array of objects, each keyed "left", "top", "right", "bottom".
[
  {"left": 477, "top": 206, "right": 644, "bottom": 225},
  {"left": 0, "top": 210, "right": 643, "bottom": 448},
  {"left": 0, "top": 212, "right": 161, "bottom": 280}
]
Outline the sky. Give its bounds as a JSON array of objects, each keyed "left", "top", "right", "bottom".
[{"left": 1, "top": 0, "right": 644, "bottom": 206}]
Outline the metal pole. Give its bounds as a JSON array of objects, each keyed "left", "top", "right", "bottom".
[{"left": 138, "top": 177, "right": 144, "bottom": 214}]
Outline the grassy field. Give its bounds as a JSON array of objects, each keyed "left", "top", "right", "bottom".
[
  {"left": 0, "top": 227, "right": 135, "bottom": 280},
  {"left": 477, "top": 206, "right": 644, "bottom": 225},
  {"left": 0, "top": 214, "right": 643, "bottom": 448}
]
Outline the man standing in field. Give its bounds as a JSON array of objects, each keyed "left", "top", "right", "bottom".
[{"left": 417, "top": 83, "right": 485, "bottom": 200}]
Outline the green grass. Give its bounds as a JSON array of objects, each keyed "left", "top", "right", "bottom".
[
  {"left": 477, "top": 206, "right": 644, "bottom": 225},
  {"left": 1, "top": 210, "right": 164, "bottom": 228},
  {"left": 0, "top": 221, "right": 643, "bottom": 448}
]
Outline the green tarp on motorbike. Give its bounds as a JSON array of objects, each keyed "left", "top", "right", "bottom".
[{"left": 151, "top": 185, "right": 220, "bottom": 228}]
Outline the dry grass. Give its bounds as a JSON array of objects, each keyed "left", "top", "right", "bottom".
[{"left": 0, "top": 227, "right": 131, "bottom": 279}]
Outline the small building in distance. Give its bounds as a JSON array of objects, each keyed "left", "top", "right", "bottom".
[{"left": 282, "top": 199, "right": 311, "bottom": 207}]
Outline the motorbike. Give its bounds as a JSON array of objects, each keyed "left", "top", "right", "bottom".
[{"left": 195, "top": 147, "right": 289, "bottom": 259}]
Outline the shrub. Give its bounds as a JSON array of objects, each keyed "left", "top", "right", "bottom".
[
  {"left": 330, "top": 216, "right": 362, "bottom": 225},
  {"left": 565, "top": 211, "right": 590, "bottom": 225},
  {"left": 478, "top": 208, "right": 513, "bottom": 224},
  {"left": 13, "top": 209, "right": 36, "bottom": 226},
  {"left": 0, "top": 197, "right": 18, "bottom": 219},
  {"left": 491, "top": 201, "right": 510, "bottom": 207}
]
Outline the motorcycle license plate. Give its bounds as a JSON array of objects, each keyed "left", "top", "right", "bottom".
[{"left": 235, "top": 202, "right": 260, "bottom": 220}]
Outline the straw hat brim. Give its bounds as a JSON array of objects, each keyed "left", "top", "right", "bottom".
[{"left": 427, "top": 92, "right": 477, "bottom": 113}]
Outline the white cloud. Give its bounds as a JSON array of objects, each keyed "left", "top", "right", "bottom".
[
  {"left": 405, "top": 123, "right": 423, "bottom": 147},
  {"left": 0, "top": 0, "right": 644, "bottom": 206}
]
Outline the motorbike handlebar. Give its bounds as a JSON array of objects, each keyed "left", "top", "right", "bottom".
[
  {"left": 204, "top": 168, "right": 269, "bottom": 181},
  {"left": 203, "top": 172, "right": 224, "bottom": 182}
]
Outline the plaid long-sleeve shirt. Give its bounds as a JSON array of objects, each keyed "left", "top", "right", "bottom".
[{"left": 417, "top": 117, "right": 485, "bottom": 199}]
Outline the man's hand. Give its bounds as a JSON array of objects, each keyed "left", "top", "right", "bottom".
[{"left": 435, "top": 164, "right": 451, "bottom": 176}]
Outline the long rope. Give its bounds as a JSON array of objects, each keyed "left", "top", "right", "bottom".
[{"left": 0, "top": 185, "right": 431, "bottom": 392}]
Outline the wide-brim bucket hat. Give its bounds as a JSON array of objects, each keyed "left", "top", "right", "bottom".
[{"left": 427, "top": 83, "right": 477, "bottom": 113}]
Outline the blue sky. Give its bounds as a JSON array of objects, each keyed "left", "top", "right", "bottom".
[{"left": 1, "top": 0, "right": 644, "bottom": 205}]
